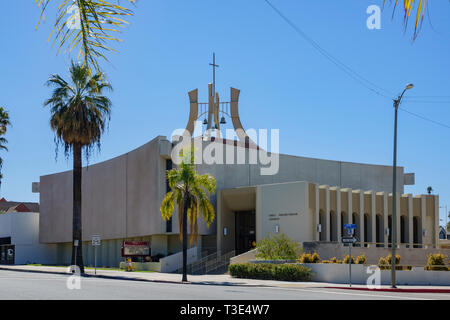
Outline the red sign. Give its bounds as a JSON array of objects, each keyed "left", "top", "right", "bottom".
[{"left": 122, "top": 241, "right": 150, "bottom": 257}]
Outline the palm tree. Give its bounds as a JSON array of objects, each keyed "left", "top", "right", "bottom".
[
  {"left": 0, "top": 107, "right": 11, "bottom": 191},
  {"left": 160, "top": 147, "right": 216, "bottom": 282},
  {"left": 44, "top": 61, "right": 112, "bottom": 273}
]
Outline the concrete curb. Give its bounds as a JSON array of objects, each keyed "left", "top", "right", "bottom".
[
  {"left": 0, "top": 266, "right": 273, "bottom": 288},
  {"left": 325, "top": 286, "right": 450, "bottom": 293}
]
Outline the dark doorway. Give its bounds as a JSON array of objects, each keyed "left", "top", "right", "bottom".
[
  {"left": 0, "top": 245, "right": 15, "bottom": 265},
  {"left": 235, "top": 210, "right": 256, "bottom": 255}
]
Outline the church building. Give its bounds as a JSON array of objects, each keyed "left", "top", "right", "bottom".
[{"left": 37, "top": 70, "right": 439, "bottom": 267}]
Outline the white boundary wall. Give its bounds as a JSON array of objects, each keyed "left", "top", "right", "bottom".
[{"left": 303, "top": 263, "right": 450, "bottom": 286}]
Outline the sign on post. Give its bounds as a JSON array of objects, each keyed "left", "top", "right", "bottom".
[
  {"left": 92, "top": 235, "right": 101, "bottom": 275},
  {"left": 343, "top": 224, "right": 357, "bottom": 287},
  {"left": 92, "top": 235, "right": 101, "bottom": 246}
]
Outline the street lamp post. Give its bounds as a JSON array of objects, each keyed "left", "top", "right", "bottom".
[{"left": 391, "top": 83, "right": 414, "bottom": 288}]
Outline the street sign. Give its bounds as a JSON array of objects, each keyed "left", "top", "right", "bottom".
[
  {"left": 92, "top": 235, "right": 101, "bottom": 246},
  {"left": 342, "top": 237, "right": 357, "bottom": 244},
  {"left": 344, "top": 224, "right": 356, "bottom": 229},
  {"left": 91, "top": 235, "right": 101, "bottom": 275}
]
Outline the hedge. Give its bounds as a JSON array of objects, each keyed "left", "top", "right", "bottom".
[{"left": 229, "top": 263, "right": 313, "bottom": 281}]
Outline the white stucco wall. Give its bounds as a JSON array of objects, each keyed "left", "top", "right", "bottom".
[
  {"left": 256, "top": 181, "right": 313, "bottom": 244},
  {"left": 0, "top": 212, "right": 57, "bottom": 265}
]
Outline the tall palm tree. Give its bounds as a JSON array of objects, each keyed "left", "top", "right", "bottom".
[
  {"left": 0, "top": 107, "right": 11, "bottom": 191},
  {"left": 44, "top": 61, "right": 112, "bottom": 273},
  {"left": 160, "top": 147, "right": 216, "bottom": 282}
]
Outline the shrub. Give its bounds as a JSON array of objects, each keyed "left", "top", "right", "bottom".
[
  {"left": 343, "top": 255, "right": 355, "bottom": 264},
  {"left": 426, "top": 253, "right": 448, "bottom": 271},
  {"left": 330, "top": 257, "right": 342, "bottom": 264},
  {"left": 378, "top": 257, "right": 388, "bottom": 265},
  {"left": 229, "top": 263, "right": 312, "bottom": 281},
  {"left": 255, "top": 233, "right": 301, "bottom": 260},
  {"left": 299, "top": 251, "right": 321, "bottom": 263},
  {"left": 355, "top": 254, "right": 367, "bottom": 265},
  {"left": 321, "top": 260, "right": 332, "bottom": 264}
]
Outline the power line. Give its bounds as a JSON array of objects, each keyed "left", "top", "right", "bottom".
[
  {"left": 263, "top": 0, "right": 394, "bottom": 99},
  {"left": 402, "top": 100, "right": 450, "bottom": 104},
  {"left": 263, "top": 0, "right": 450, "bottom": 131},
  {"left": 399, "top": 106, "right": 450, "bottom": 130}
]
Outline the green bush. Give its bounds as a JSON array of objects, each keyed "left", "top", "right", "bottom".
[
  {"left": 426, "top": 253, "right": 448, "bottom": 271},
  {"left": 378, "top": 257, "right": 388, "bottom": 265},
  {"left": 255, "top": 233, "right": 301, "bottom": 260},
  {"left": 355, "top": 254, "right": 367, "bottom": 264},
  {"left": 229, "top": 263, "right": 312, "bottom": 281},
  {"left": 299, "top": 251, "right": 321, "bottom": 263}
]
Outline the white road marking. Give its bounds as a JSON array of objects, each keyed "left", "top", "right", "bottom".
[{"left": 258, "top": 286, "right": 435, "bottom": 300}]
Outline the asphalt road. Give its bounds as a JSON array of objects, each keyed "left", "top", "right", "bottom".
[{"left": 0, "top": 270, "right": 449, "bottom": 300}]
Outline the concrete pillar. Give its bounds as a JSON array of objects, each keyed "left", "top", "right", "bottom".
[
  {"left": 336, "top": 188, "right": 342, "bottom": 242},
  {"left": 315, "top": 184, "right": 320, "bottom": 241},
  {"left": 381, "top": 192, "right": 388, "bottom": 248},
  {"left": 420, "top": 196, "right": 426, "bottom": 247},
  {"left": 359, "top": 191, "right": 364, "bottom": 245},
  {"left": 407, "top": 194, "right": 413, "bottom": 248},
  {"left": 370, "top": 191, "right": 376, "bottom": 245},
  {"left": 434, "top": 195, "right": 439, "bottom": 248},
  {"left": 325, "top": 186, "right": 330, "bottom": 242},
  {"left": 395, "top": 193, "right": 401, "bottom": 247}
]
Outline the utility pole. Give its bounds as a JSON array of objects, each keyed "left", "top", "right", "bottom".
[{"left": 391, "top": 83, "right": 414, "bottom": 288}]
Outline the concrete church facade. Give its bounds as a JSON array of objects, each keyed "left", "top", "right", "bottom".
[{"left": 37, "top": 83, "right": 439, "bottom": 267}]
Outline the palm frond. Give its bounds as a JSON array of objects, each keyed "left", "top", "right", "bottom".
[
  {"left": 36, "top": 0, "right": 136, "bottom": 71},
  {"left": 44, "top": 60, "right": 112, "bottom": 158},
  {"left": 384, "top": 0, "right": 428, "bottom": 40}
]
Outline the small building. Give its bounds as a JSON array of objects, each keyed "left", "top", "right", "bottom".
[{"left": 0, "top": 200, "right": 57, "bottom": 265}]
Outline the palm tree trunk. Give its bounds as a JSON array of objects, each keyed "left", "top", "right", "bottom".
[
  {"left": 182, "top": 195, "right": 189, "bottom": 282},
  {"left": 71, "top": 143, "right": 84, "bottom": 273}
]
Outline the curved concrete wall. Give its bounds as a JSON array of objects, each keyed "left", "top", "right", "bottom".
[
  {"left": 39, "top": 136, "right": 169, "bottom": 243},
  {"left": 39, "top": 137, "right": 407, "bottom": 244}
]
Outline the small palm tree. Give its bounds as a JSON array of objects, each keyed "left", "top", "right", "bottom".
[
  {"left": 160, "top": 147, "right": 216, "bottom": 282},
  {"left": 0, "top": 107, "right": 11, "bottom": 190},
  {"left": 44, "top": 61, "right": 112, "bottom": 273}
]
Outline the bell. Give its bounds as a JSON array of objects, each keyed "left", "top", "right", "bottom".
[
  {"left": 220, "top": 116, "right": 226, "bottom": 124},
  {"left": 203, "top": 118, "right": 208, "bottom": 125}
]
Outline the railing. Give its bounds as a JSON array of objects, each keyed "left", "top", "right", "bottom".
[{"left": 175, "top": 250, "right": 236, "bottom": 275}]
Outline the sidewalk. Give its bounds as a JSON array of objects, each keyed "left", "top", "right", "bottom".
[{"left": 1, "top": 265, "right": 449, "bottom": 293}]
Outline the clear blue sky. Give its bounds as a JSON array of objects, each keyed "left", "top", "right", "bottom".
[{"left": 1, "top": 1, "right": 449, "bottom": 226}]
